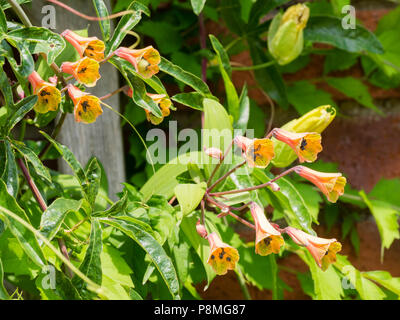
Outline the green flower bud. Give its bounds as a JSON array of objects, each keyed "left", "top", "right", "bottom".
[
  {"left": 268, "top": 4, "right": 310, "bottom": 65},
  {"left": 272, "top": 105, "right": 336, "bottom": 167}
]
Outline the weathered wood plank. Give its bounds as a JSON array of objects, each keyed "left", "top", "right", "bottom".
[{"left": 28, "top": 0, "right": 125, "bottom": 199}]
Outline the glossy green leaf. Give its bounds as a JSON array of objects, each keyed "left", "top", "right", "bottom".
[
  {"left": 0, "top": 60, "right": 13, "bottom": 109},
  {"left": 93, "top": 191, "right": 128, "bottom": 217},
  {"left": 39, "top": 198, "right": 81, "bottom": 242},
  {"left": 359, "top": 191, "right": 399, "bottom": 254},
  {"left": 73, "top": 219, "right": 103, "bottom": 299},
  {"left": 107, "top": 1, "right": 150, "bottom": 53},
  {"left": 102, "top": 217, "right": 180, "bottom": 299},
  {"left": 159, "top": 57, "right": 211, "bottom": 95},
  {"left": 191, "top": 0, "right": 206, "bottom": 15},
  {"left": 12, "top": 140, "right": 51, "bottom": 183},
  {"left": 0, "top": 179, "right": 46, "bottom": 268},
  {"left": 171, "top": 92, "right": 207, "bottom": 111},
  {"left": 363, "top": 270, "right": 400, "bottom": 297},
  {"left": 110, "top": 58, "right": 162, "bottom": 117},
  {"left": 210, "top": 35, "right": 239, "bottom": 121},
  {"left": 304, "top": 16, "right": 384, "bottom": 54},
  {"left": 40, "top": 131, "right": 86, "bottom": 184},
  {"left": 0, "top": 0, "right": 30, "bottom": 10},
  {"left": 326, "top": 77, "right": 382, "bottom": 114},
  {"left": 36, "top": 268, "right": 82, "bottom": 300},
  {"left": 6, "top": 95, "right": 37, "bottom": 134},
  {"left": 0, "top": 258, "right": 9, "bottom": 300},
  {"left": 174, "top": 182, "right": 207, "bottom": 216},
  {"left": 93, "top": 0, "right": 111, "bottom": 41},
  {"left": 140, "top": 151, "right": 203, "bottom": 201},
  {"left": 1, "top": 140, "right": 18, "bottom": 197},
  {"left": 235, "top": 84, "right": 250, "bottom": 130},
  {"left": 0, "top": 7, "right": 6, "bottom": 34},
  {"left": 7, "top": 27, "right": 65, "bottom": 64},
  {"left": 85, "top": 158, "right": 101, "bottom": 207},
  {"left": 287, "top": 80, "right": 336, "bottom": 115}
]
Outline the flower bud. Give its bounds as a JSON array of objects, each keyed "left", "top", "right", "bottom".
[
  {"left": 196, "top": 220, "right": 208, "bottom": 238},
  {"left": 272, "top": 105, "right": 336, "bottom": 167},
  {"left": 204, "top": 147, "right": 223, "bottom": 160},
  {"left": 269, "top": 182, "right": 280, "bottom": 192},
  {"left": 268, "top": 3, "right": 310, "bottom": 65}
]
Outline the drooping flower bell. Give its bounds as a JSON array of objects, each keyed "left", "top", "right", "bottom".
[
  {"left": 294, "top": 166, "right": 346, "bottom": 203},
  {"left": 268, "top": 3, "right": 310, "bottom": 65},
  {"left": 234, "top": 136, "right": 275, "bottom": 168},
  {"left": 61, "top": 57, "right": 101, "bottom": 87},
  {"left": 114, "top": 46, "right": 160, "bottom": 78},
  {"left": 272, "top": 105, "right": 336, "bottom": 168},
  {"left": 61, "top": 29, "right": 105, "bottom": 61},
  {"left": 28, "top": 71, "right": 61, "bottom": 113},
  {"left": 207, "top": 232, "right": 239, "bottom": 275},
  {"left": 250, "top": 203, "right": 284, "bottom": 256},
  {"left": 272, "top": 128, "right": 322, "bottom": 163},
  {"left": 285, "top": 227, "right": 342, "bottom": 271},
  {"left": 145, "top": 93, "right": 172, "bottom": 125},
  {"left": 67, "top": 85, "right": 103, "bottom": 124}
]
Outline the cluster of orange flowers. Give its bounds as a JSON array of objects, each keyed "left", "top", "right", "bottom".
[
  {"left": 27, "top": 30, "right": 171, "bottom": 125},
  {"left": 202, "top": 127, "right": 347, "bottom": 275}
]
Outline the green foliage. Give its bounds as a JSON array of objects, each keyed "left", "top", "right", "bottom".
[{"left": 1, "top": 0, "right": 399, "bottom": 301}]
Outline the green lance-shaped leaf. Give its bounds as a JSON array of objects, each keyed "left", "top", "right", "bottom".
[
  {"left": 36, "top": 268, "right": 82, "bottom": 300},
  {"left": 202, "top": 98, "right": 233, "bottom": 180},
  {"left": 39, "top": 198, "right": 82, "bottom": 242},
  {"left": 0, "top": 179, "right": 46, "bottom": 268},
  {"left": 363, "top": 270, "right": 400, "bottom": 297},
  {"left": 304, "top": 16, "right": 384, "bottom": 54},
  {"left": 92, "top": 0, "right": 111, "bottom": 41},
  {"left": 190, "top": 0, "right": 206, "bottom": 15},
  {"left": 235, "top": 84, "right": 250, "bottom": 130},
  {"left": 110, "top": 58, "right": 162, "bottom": 117},
  {"left": 6, "top": 42, "right": 34, "bottom": 79},
  {"left": 0, "top": 258, "right": 9, "bottom": 300},
  {"left": 172, "top": 92, "right": 212, "bottom": 111},
  {"left": 40, "top": 131, "right": 86, "bottom": 186},
  {"left": 72, "top": 219, "right": 103, "bottom": 299},
  {"left": 107, "top": 1, "right": 150, "bottom": 53},
  {"left": 1, "top": 140, "right": 18, "bottom": 197},
  {"left": 0, "top": 7, "right": 6, "bottom": 34},
  {"left": 326, "top": 77, "right": 382, "bottom": 114},
  {"left": 7, "top": 27, "right": 65, "bottom": 64},
  {"left": 85, "top": 158, "right": 101, "bottom": 207},
  {"left": 0, "top": 59, "right": 13, "bottom": 109},
  {"left": 140, "top": 151, "right": 203, "bottom": 201},
  {"left": 174, "top": 182, "right": 207, "bottom": 216},
  {"left": 6, "top": 95, "right": 37, "bottom": 134},
  {"left": 12, "top": 140, "right": 51, "bottom": 183},
  {"left": 0, "top": 0, "right": 30, "bottom": 10},
  {"left": 101, "top": 217, "right": 180, "bottom": 299},
  {"left": 92, "top": 190, "right": 128, "bottom": 217},
  {"left": 210, "top": 35, "right": 239, "bottom": 122},
  {"left": 159, "top": 57, "right": 211, "bottom": 95}
]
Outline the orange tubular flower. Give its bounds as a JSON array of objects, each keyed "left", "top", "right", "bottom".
[
  {"left": 234, "top": 136, "right": 275, "bottom": 168},
  {"left": 294, "top": 166, "right": 346, "bottom": 203},
  {"left": 272, "top": 128, "right": 322, "bottom": 163},
  {"left": 114, "top": 46, "right": 160, "bottom": 78},
  {"left": 285, "top": 227, "right": 342, "bottom": 271},
  {"left": 28, "top": 71, "right": 61, "bottom": 113},
  {"left": 145, "top": 93, "right": 172, "bottom": 125},
  {"left": 61, "top": 29, "right": 105, "bottom": 61},
  {"left": 67, "top": 85, "right": 103, "bottom": 124},
  {"left": 207, "top": 232, "right": 239, "bottom": 275},
  {"left": 250, "top": 203, "right": 284, "bottom": 256},
  {"left": 61, "top": 57, "right": 101, "bottom": 87}
]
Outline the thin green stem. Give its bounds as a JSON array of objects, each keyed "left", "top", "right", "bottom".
[
  {"left": 7, "top": 0, "right": 32, "bottom": 26},
  {"left": 39, "top": 112, "right": 67, "bottom": 160},
  {"left": 206, "top": 140, "right": 234, "bottom": 185},
  {"left": 235, "top": 266, "right": 251, "bottom": 300},
  {"left": 209, "top": 166, "right": 298, "bottom": 196},
  {"left": 231, "top": 60, "right": 275, "bottom": 71}
]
